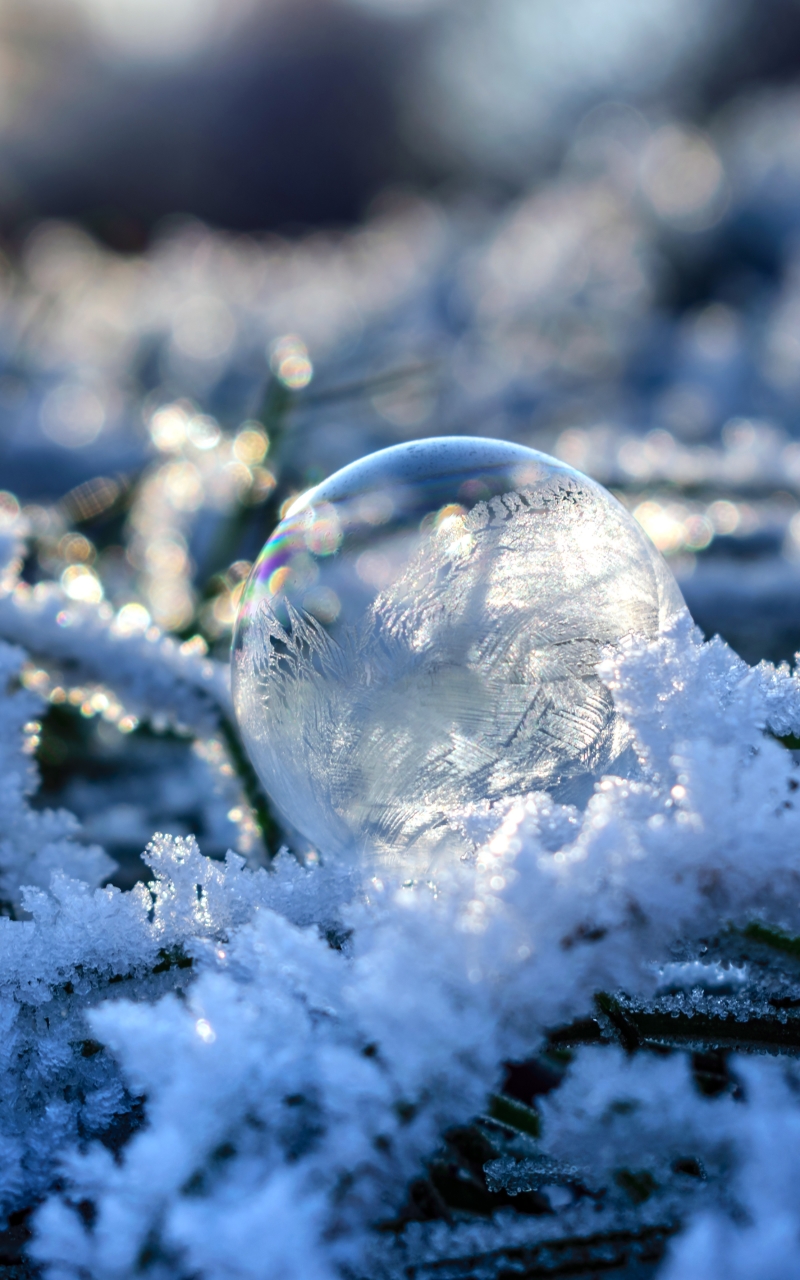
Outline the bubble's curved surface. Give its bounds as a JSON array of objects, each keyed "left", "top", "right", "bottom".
[{"left": 233, "top": 437, "right": 684, "bottom": 865}]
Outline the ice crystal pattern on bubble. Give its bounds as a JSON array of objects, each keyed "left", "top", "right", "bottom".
[{"left": 235, "top": 450, "right": 683, "bottom": 865}]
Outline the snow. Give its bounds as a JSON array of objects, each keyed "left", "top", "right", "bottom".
[{"left": 0, "top": 602, "right": 796, "bottom": 1277}]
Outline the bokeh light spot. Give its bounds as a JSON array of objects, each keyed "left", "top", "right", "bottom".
[
  {"left": 61, "top": 565, "right": 104, "bottom": 603},
  {"left": 270, "top": 334, "right": 313, "bottom": 390}
]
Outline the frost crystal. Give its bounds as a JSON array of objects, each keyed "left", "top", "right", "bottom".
[{"left": 233, "top": 437, "right": 684, "bottom": 867}]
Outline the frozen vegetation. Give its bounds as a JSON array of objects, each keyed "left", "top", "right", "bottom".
[
  {"left": 4, "top": 58, "right": 800, "bottom": 1280},
  {"left": 5, "top": 519, "right": 800, "bottom": 1277}
]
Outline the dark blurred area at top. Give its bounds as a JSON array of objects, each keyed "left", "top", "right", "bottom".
[
  {"left": 1, "top": 0, "right": 799, "bottom": 248},
  {"left": 0, "top": 0, "right": 416, "bottom": 246}
]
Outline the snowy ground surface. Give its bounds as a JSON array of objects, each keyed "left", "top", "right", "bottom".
[{"left": 6, "top": 596, "right": 800, "bottom": 1280}]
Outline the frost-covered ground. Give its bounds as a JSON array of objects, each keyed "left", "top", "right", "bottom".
[
  {"left": 7, "top": 581, "right": 800, "bottom": 1279},
  {"left": 4, "top": 81, "right": 800, "bottom": 1280}
]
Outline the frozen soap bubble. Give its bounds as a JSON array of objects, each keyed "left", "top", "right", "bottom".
[{"left": 232, "top": 437, "right": 684, "bottom": 868}]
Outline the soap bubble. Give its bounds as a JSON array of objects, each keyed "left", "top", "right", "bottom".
[{"left": 232, "top": 437, "right": 684, "bottom": 868}]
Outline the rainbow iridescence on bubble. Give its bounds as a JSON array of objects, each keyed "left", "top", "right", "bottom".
[{"left": 233, "top": 437, "right": 684, "bottom": 868}]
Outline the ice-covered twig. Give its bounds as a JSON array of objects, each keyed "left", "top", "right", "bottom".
[
  {"left": 0, "top": 640, "right": 114, "bottom": 906},
  {"left": 0, "top": 583, "right": 230, "bottom": 736}
]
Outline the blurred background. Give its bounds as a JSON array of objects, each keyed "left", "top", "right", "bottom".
[{"left": 4, "top": 0, "right": 800, "bottom": 878}]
